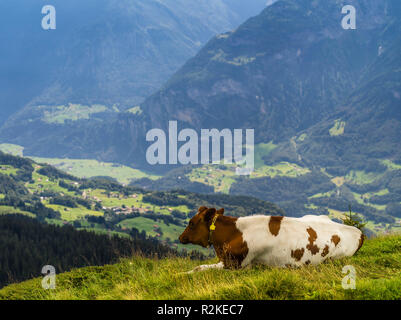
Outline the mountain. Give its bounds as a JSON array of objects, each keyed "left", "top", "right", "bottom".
[
  {"left": 120, "top": 0, "right": 400, "bottom": 227},
  {"left": 272, "top": 13, "right": 401, "bottom": 172},
  {"left": 114, "top": 0, "right": 400, "bottom": 170},
  {"left": 0, "top": 0, "right": 268, "bottom": 125},
  {"left": 117, "top": 0, "right": 399, "bottom": 148},
  {"left": 1, "top": 0, "right": 401, "bottom": 226},
  {"left": 5, "top": 0, "right": 399, "bottom": 165}
]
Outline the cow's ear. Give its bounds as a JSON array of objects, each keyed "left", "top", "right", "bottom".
[
  {"left": 198, "top": 206, "right": 208, "bottom": 214},
  {"left": 203, "top": 208, "right": 216, "bottom": 222},
  {"left": 216, "top": 208, "right": 224, "bottom": 215}
]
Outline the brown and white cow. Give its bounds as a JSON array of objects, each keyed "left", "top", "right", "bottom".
[{"left": 179, "top": 206, "right": 364, "bottom": 273}]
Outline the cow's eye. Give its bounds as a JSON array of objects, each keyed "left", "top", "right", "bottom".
[{"left": 189, "top": 221, "right": 194, "bottom": 228}]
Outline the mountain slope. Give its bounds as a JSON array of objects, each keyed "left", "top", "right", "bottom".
[
  {"left": 119, "top": 0, "right": 394, "bottom": 151},
  {"left": 295, "top": 18, "right": 401, "bottom": 169},
  {"left": 8, "top": 0, "right": 399, "bottom": 166},
  {"left": 0, "top": 0, "right": 268, "bottom": 125},
  {"left": 264, "top": 7, "right": 401, "bottom": 170}
]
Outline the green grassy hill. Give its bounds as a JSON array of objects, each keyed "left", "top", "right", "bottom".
[{"left": 1, "top": 235, "right": 400, "bottom": 300}]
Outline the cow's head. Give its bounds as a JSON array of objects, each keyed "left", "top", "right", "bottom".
[{"left": 179, "top": 206, "right": 224, "bottom": 247}]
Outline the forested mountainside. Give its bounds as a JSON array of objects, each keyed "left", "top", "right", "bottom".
[
  {"left": 0, "top": 0, "right": 268, "bottom": 125},
  {"left": 0, "top": 215, "right": 177, "bottom": 289}
]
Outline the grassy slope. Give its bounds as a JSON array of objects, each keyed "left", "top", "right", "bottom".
[
  {"left": 0, "top": 143, "right": 159, "bottom": 185},
  {"left": 1, "top": 235, "right": 400, "bottom": 300},
  {"left": 0, "top": 144, "right": 24, "bottom": 156},
  {"left": 42, "top": 104, "right": 108, "bottom": 124},
  {"left": 0, "top": 159, "right": 191, "bottom": 245},
  {"left": 30, "top": 157, "right": 159, "bottom": 185},
  {"left": 0, "top": 206, "right": 35, "bottom": 218}
]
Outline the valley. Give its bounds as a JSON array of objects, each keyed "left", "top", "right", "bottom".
[
  {"left": 0, "top": 150, "right": 283, "bottom": 255},
  {"left": 1, "top": 142, "right": 400, "bottom": 238}
]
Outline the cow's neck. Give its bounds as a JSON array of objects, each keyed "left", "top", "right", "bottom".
[
  {"left": 210, "top": 216, "right": 241, "bottom": 254},
  {"left": 208, "top": 216, "right": 238, "bottom": 245}
]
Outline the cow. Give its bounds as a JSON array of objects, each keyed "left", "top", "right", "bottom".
[{"left": 179, "top": 206, "right": 364, "bottom": 273}]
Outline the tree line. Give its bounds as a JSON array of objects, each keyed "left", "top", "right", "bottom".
[{"left": 0, "top": 215, "right": 180, "bottom": 289}]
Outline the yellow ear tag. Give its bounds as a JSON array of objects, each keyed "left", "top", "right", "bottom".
[{"left": 210, "top": 214, "right": 218, "bottom": 231}]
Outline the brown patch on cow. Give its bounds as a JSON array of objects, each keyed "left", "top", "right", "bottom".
[
  {"left": 291, "top": 248, "right": 305, "bottom": 261},
  {"left": 268, "top": 216, "right": 284, "bottom": 236},
  {"left": 306, "top": 227, "right": 320, "bottom": 255},
  {"left": 212, "top": 216, "right": 249, "bottom": 269},
  {"left": 321, "top": 245, "right": 330, "bottom": 257},
  {"left": 331, "top": 235, "right": 340, "bottom": 247},
  {"left": 305, "top": 260, "right": 311, "bottom": 265},
  {"left": 355, "top": 233, "right": 365, "bottom": 253}
]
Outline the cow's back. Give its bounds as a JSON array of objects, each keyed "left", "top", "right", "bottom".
[{"left": 236, "top": 215, "right": 363, "bottom": 267}]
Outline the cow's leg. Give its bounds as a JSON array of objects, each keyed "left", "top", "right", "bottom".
[{"left": 187, "top": 261, "right": 224, "bottom": 274}]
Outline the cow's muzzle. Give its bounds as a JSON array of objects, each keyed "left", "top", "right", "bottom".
[{"left": 179, "top": 235, "right": 189, "bottom": 244}]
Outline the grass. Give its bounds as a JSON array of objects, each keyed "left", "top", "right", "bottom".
[
  {"left": 0, "top": 144, "right": 24, "bottom": 156},
  {"left": 41, "top": 104, "right": 108, "bottom": 124},
  {"left": 26, "top": 171, "right": 77, "bottom": 196},
  {"left": 351, "top": 192, "right": 387, "bottom": 211},
  {"left": 370, "top": 189, "right": 390, "bottom": 197},
  {"left": 0, "top": 160, "right": 191, "bottom": 247},
  {"left": 329, "top": 119, "right": 346, "bottom": 136},
  {"left": 89, "top": 189, "right": 146, "bottom": 207},
  {"left": 184, "top": 142, "right": 279, "bottom": 193},
  {"left": 0, "top": 165, "right": 18, "bottom": 176},
  {"left": 116, "top": 216, "right": 205, "bottom": 253},
  {"left": 46, "top": 204, "right": 103, "bottom": 221},
  {"left": 0, "top": 206, "right": 35, "bottom": 218},
  {"left": 0, "top": 235, "right": 400, "bottom": 300},
  {"left": 77, "top": 227, "right": 131, "bottom": 239},
  {"left": 254, "top": 142, "right": 277, "bottom": 169},
  {"left": 327, "top": 208, "right": 395, "bottom": 235},
  {"left": 297, "top": 133, "right": 307, "bottom": 142},
  {"left": 79, "top": 189, "right": 194, "bottom": 247},
  {"left": 118, "top": 216, "right": 182, "bottom": 240},
  {"left": 88, "top": 189, "right": 190, "bottom": 215},
  {"left": 29, "top": 158, "right": 159, "bottom": 185},
  {"left": 186, "top": 159, "right": 308, "bottom": 193},
  {"left": 127, "top": 106, "right": 143, "bottom": 115},
  {"left": 0, "top": 143, "right": 159, "bottom": 185},
  {"left": 210, "top": 49, "right": 256, "bottom": 66},
  {"left": 331, "top": 176, "right": 345, "bottom": 187},
  {"left": 345, "top": 170, "right": 382, "bottom": 185},
  {"left": 327, "top": 208, "right": 348, "bottom": 220},
  {"left": 251, "top": 162, "right": 310, "bottom": 179},
  {"left": 187, "top": 160, "right": 309, "bottom": 194},
  {"left": 381, "top": 159, "right": 401, "bottom": 170},
  {"left": 309, "top": 191, "right": 334, "bottom": 199},
  {"left": 187, "top": 165, "right": 237, "bottom": 193}
]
